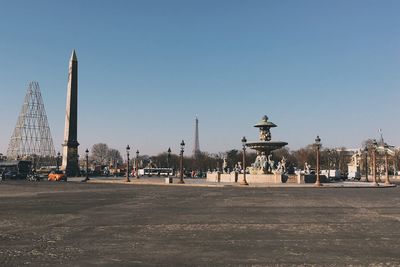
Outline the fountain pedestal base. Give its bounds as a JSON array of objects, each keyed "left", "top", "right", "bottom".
[{"left": 207, "top": 172, "right": 299, "bottom": 184}]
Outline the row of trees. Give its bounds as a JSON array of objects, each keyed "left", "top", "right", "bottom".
[{"left": 88, "top": 142, "right": 400, "bottom": 174}]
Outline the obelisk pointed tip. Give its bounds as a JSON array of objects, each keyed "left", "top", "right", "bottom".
[{"left": 70, "top": 49, "right": 77, "bottom": 62}]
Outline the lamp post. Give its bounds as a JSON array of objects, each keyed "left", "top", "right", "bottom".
[
  {"left": 167, "top": 147, "right": 171, "bottom": 177},
  {"left": 136, "top": 150, "right": 139, "bottom": 179},
  {"left": 82, "top": 148, "right": 90, "bottom": 182},
  {"left": 314, "top": 135, "right": 322, "bottom": 187},
  {"left": 394, "top": 160, "right": 397, "bottom": 179},
  {"left": 113, "top": 158, "right": 117, "bottom": 177},
  {"left": 126, "top": 145, "right": 130, "bottom": 182},
  {"left": 31, "top": 154, "right": 36, "bottom": 172},
  {"left": 77, "top": 154, "right": 80, "bottom": 177},
  {"left": 240, "top": 136, "right": 249, "bottom": 186},
  {"left": 384, "top": 143, "right": 391, "bottom": 185},
  {"left": 371, "top": 139, "right": 378, "bottom": 186},
  {"left": 178, "top": 140, "right": 185, "bottom": 184},
  {"left": 327, "top": 149, "right": 331, "bottom": 179},
  {"left": 364, "top": 145, "right": 369, "bottom": 182},
  {"left": 56, "top": 152, "right": 61, "bottom": 171},
  {"left": 216, "top": 154, "right": 220, "bottom": 182}
]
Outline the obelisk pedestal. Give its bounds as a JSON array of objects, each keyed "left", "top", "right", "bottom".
[{"left": 61, "top": 50, "right": 80, "bottom": 177}]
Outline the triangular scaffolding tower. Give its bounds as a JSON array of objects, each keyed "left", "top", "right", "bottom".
[{"left": 7, "top": 81, "right": 56, "bottom": 165}]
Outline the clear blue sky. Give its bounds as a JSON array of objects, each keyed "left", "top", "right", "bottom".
[{"left": 0, "top": 0, "right": 399, "bottom": 156}]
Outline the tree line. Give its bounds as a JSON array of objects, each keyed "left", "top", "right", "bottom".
[{"left": 88, "top": 142, "right": 400, "bottom": 174}]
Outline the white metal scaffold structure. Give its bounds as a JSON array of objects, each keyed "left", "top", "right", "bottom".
[{"left": 7, "top": 81, "right": 56, "bottom": 163}]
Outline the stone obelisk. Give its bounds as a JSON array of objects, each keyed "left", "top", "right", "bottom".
[{"left": 61, "top": 50, "right": 80, "bottom": 176}]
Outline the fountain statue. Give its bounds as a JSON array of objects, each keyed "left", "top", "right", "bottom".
[
  {"left": 246, "top": 115, "right": 288, "bottom": 174},
  {"left": 222, "top": 156, "right": 228, "bottom": 173},
  {"left": 207, "top": 115, "right": 299, "bottom": 184}
]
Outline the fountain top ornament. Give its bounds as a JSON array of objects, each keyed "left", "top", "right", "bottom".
[{"left": 245, "top": 115, "right": 288, "bottom": 155}]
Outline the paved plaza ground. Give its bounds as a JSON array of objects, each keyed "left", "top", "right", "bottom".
[{"left": 0, "top": 179, "right": 399, "bottom": 266}]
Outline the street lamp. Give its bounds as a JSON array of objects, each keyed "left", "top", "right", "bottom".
[
  {"left": 178, "top": 140, "right": 185, "bottom": 184},
  {"left": 371, "top": 139, "right": 378, "bottom": 186},
  {"left": 384, "top": 143, "right": 391, "bottom": 185},
  {"left": 113, "top": 158, "right": 117, "bottom": 177},
  {"left": 364, "top": 145, "right": 369, "bottom": 182},
  {"left": 216, "top": 154, "right": 221, "bottom": 182},
  {"left": 136, "top": 150, "right": 140, "bottom": 179},
  {"left": 77, "top": 154, "right": 80, "bottom": 177},
  {"left": 240, "top": 136, "right": 249, "bottom": 186},
  {"left": 126, "top": 145, "right": 131, "bottom": 182},
  {"left": 56, "top": 151, "right": 61, "bottom": 171},
  {"left": 314, "top": 135, "right": 322, "bottom": 187},
  {"left": 82, "top": 148, "right": 90, "bottom": 182},
  {"left": 31, "top": 154, "right": 37, "bottom": 172},
  {"left": 167, "top": 147, "right": 171, "bottom": 177},
  {"left": 326, "top": 149, "right": 331, "bottom": 179}
]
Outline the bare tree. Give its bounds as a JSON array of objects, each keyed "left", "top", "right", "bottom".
[
  {"left": 292, "top": 144, "right": 316, "bottom": 169},
  {"left": 91, "top": 143, "right": 109, "bottom": 165},
  {"left": 107, "top": 149, "right": 123, "bottom": 166}
]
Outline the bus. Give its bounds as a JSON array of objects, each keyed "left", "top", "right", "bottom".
[{"left": 138, "top": 168, "right": 173, "bottom": 177}]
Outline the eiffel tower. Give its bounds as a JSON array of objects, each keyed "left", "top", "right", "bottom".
[{"left": 7, "top": 81, "right": 56, "bottom": 164}]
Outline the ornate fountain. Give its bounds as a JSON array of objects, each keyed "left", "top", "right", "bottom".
[
  {"left": 246, "top": 115, "right": 288, "bottom": 174},
  {"left": 206, "top": 115, "right": 292, "bottom": 184}
]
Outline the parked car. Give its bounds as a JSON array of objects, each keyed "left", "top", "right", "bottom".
[
  {"left": 321, "top": 169, "right": 342, "bottom": 181},
  {"left": 347, "top": 171, "right": 361, "bottom": 181},
  {"left": 48, "top": 170, "right": 67, "bottom": 181},
  {"left": 3, "top": 170, "right": 18, "bottom": 180}
]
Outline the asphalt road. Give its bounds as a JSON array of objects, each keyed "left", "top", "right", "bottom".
[{"left": 0, "top": 181, "right": 399, "bottom": 266}]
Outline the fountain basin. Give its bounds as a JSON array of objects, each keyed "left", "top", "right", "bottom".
[
  {"left": 206, "top": 172, "right": 299, "bottom": 184},
  {"left": 246, "top": 141, "right": 288, "bottom": 154}
]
